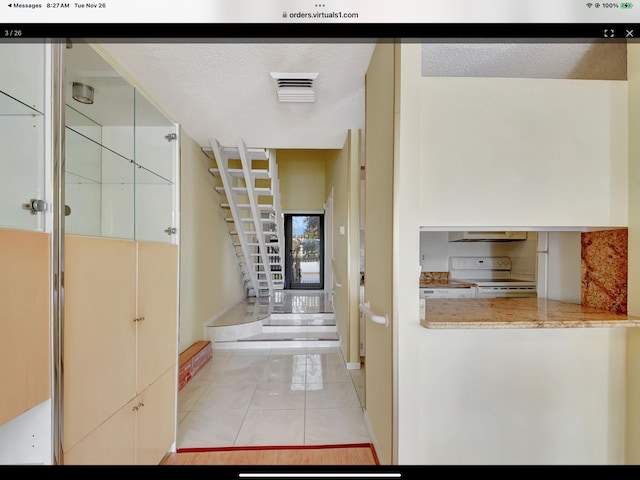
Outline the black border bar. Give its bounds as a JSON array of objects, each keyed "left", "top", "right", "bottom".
[{"left": 1, "top": 23, "right": 640, "bottom": 41}]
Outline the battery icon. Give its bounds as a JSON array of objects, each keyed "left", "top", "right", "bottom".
[{"left": 621, "top": 2, "right": 633, "bottom": 7}]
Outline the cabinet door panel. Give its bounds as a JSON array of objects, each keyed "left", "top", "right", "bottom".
[
  {"left": 137, "top": 242, "right": 178, "bottom": 390},
  {"left": 0, "top": 229, "right": 50, "bottom": 427},
  {"left": 64, "top": 397, "right": 136, "bottom": 465},
  {"left": 64, "top": 235, "right": 137, "bottom": 451},
  {"left": 136, "top": 365, "right": 177, "bottom": 465}
]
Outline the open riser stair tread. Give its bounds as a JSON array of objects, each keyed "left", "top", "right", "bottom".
[{"left": 210, "top": 137, "right": 285, "bottom": 298}]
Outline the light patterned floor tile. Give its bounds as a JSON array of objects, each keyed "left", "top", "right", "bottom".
[
  {"left": 305, "top": 381, "right": 361, "bottom": 409},
  {"left": 177, "top": 409, "right": 247, "bottom": 448},
  {"left": 304, "top": 408, "right": 370, "bottom": 445},
  {"left": 191, "top": 383, "right": 256, "bottom": 412},
  {"left": 248, "top": 382, "right": 306, "bottom": 410},
  {"left": 234, "top": 409, "right": 305, "bottom": 446},
  {"left": 177, "top": 290, "right": 370, "bottom": 451}
]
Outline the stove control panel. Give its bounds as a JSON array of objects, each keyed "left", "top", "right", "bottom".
[{"left": 450, "top": 256, "right": 511, "bottom": 271}]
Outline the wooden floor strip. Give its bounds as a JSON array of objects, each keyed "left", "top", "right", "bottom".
[{"left": 162, "top": 444, "right": 379, "bottom": 465}]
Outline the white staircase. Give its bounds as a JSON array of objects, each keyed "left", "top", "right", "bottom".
[{"left": 207, "top": 138, "right": 285, "bottom": 298}]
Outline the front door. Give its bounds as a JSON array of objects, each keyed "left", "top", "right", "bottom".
[{"left": 284, "top": 214, "right": 324, "bottom": 289}]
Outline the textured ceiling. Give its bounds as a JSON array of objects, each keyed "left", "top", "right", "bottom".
[
  {"left": 421, "top": 42, "right": 627, "bottom": 80},
  {"left": 90, "top": 41, "right": 627, "bottom": 152},
  {"left": 98, "top": 42, "right": 377, "bottom": 150}
]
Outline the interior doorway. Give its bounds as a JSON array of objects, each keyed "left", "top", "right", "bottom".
[{"left": 284, "top": 213, "right": 324, "bottom": 289}]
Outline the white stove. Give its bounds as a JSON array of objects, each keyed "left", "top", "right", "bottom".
[{"left": 449, "top": 256, "right": 537, "bottom": 298}]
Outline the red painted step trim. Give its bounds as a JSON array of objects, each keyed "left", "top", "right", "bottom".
[
  {"left": 177, "top": 443, "right": 373, "bottom": 453},
  {"left": 176, "top": 443, "right": 380, "bottom": 465}
]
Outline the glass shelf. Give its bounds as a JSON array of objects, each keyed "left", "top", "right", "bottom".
[{"left": 0, "top": 90, "right": 44, "bottom": 116}]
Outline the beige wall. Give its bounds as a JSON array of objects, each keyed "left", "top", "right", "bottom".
[
  {"left": 277, "top": 150, "right": 326, "bottom": 211},
  {"left": 325, "top": 146, "right": 349, "bottom": 355},
  {"left": 363, "top": 41, "right": 396, "bottom": 466},
  {"left": 626, "top": 43, "right": 640, "bottom": 463},
  {"left": 324, "top": 130, "right": 361, "bottom": 366},
  {"left": 178, "top": 130, "right": 246, "bottom": 354},
  {"left": 347, "top": 132, "right": 362, "bottom": 367}
]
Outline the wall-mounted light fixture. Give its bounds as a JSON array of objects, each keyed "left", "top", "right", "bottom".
[{"left": 72, "top": 82, "right": 95, "bottom": 104}]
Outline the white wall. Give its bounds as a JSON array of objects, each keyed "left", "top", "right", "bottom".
[
  {"left": 418, "top": 328, "right": 626, "bottom": 465},
  {"left": 547, "top": 231, "right": 582, "bottom": 303},
  {"left": 0, "top": 401, "right": 52, "bottom": 465},
  {"left": 418, "top": 77, "right": 628, "bottom": 228},
  {"left": 396, "top": 42, "right": 629, "bottom": 465}
]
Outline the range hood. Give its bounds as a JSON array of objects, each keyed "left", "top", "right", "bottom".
[{"left": 448, "top": 231, "right": 527, "bottom": 242}]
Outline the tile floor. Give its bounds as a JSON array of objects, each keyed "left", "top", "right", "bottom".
[
  {"left": 179, "top": 289, "right": 369, "bottom": 448},
  {"left": 177, "top": 346, "right": 368, "bottom": 448}
]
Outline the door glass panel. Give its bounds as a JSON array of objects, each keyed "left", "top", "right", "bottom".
[
  {"left": 286, "top": 214, "right": 323, "bottom": 289},
  {"left": 64, "top": 40, "right": 135, "bottom": 239},
  {"left": 64, "top": 108, "right": 103, "bottom": 236},
  {"left": 134, "top": 90, "right": 177, "bottom": 244},
  {"left": 0, "top": 44, "right": 45, "bottom": 231}
]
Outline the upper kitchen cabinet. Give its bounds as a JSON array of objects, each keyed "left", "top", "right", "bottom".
[
  {"left": 64, "top": 41, "right": 178, "bottom": 243},
  {"left": 418, "top": 50, "right": 628, "bottom": 228}
]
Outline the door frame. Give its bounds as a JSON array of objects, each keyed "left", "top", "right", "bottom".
[{"left": 284, "top": 211, "right": 324, "bottom": 290}]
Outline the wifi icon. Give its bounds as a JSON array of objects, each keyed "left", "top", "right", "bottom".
[{"left": 587, "top": 2, "right": 593, "bottom": 6}]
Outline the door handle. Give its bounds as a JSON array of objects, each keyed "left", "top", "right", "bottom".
[{"left": 22, "top": 198, "right": 47, "bottom": 215}]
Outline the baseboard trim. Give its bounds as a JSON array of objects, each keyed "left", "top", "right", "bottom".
[{"left": 362, "top": 410, "right": 385, "bottom": 466}]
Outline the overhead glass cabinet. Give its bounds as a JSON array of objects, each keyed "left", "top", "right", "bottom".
[{"left": 64, "top": 40, "right": 178, "bottom": 243}]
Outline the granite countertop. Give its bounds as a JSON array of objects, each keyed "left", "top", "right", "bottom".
[{"left": 421, "top": 297, "right": 640, "bottom": 329}]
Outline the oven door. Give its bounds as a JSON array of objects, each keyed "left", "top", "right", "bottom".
[{"left": 476, "top": 286, "right": 537, "bottom": 298}]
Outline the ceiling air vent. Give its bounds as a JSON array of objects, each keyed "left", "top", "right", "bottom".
[{"left": 270, "top": 72, "right": 318, "bottom": 103}]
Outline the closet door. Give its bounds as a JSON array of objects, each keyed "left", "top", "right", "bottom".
[
  {"left": 63, "top": 396, "right": 136, "bottom": 465},
  {"left": 0, "top": 229, "right": 50, "bottom": 427},
  {"left": 136, "top": 241, "right": 178, "bottom": 391},
  {"left": 63, "top": 235, "right": 137, "bottom": 452},
  {"left": 135, "top": 365, "right": 177, "bottom": 465}
]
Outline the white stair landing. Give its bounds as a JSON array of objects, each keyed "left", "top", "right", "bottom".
[
  {"left": 205, "top": 290, "right": 340, "bottom": 349},
  {"left": 227, "top": 329, "right": 340, "bottom": 350},
  {"left": 206, "top": 300, "right": 338, "bottom": 350}
]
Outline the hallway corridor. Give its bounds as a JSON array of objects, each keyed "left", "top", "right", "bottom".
[{"left": 176, "top": 290, "right": 369, "bottom": 449}]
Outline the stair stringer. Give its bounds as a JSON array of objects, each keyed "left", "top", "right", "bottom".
[
  {"left": 209, "top": 138, "right": 260, "bottom": 296},
  {"left": 208, "top": 137, "right": 286, "bottom": 298},
  {"left": 237, "top": 138, "right": 275, "bottom": 296}
]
